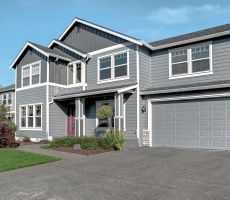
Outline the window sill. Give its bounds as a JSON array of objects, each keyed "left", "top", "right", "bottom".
[
  {"left": 66, "top": 83, "right": 87, "bottom": 88},
  {"left": 19, "top": 128, "right": 43, "bottom": 131},
  {"left": 97, "top": 76, "right": 130, "bottom": 84},
  {"left": 169, "top": 71, "right": 213, "bottom": 80}
]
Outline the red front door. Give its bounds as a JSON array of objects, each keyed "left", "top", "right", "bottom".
[{"left": 67, "top": 106, "right": 75, "bottom": 136}]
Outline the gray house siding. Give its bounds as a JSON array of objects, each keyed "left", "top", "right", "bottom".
[
  {"left": 16, "top": 47, "right": 47, "bottom": 88},
  {"left": 85, "top": 98, "right": 96, "bottom": 136},
  {"left": 62, "top": 23, "right": 127, "bottom": 53},
  {"left": 16, "top": 86, "right": 47, "bottom": 138},
  {"left": 49, "top": 58, "right": 68, "bottom": 85},
  {"left": 150, "top": 37, "right": 230, "bottom": 89}
]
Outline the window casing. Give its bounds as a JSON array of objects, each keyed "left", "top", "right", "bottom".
[
  {"left": 68, "top": 62, "right": 83, "bottom": 85},
  {"left": 20, "top": 104, "right": 42, "bottom": 129},
  {"left": 169, "top": 43, "right": 212, "bottom": 78},
  {"left": 2, "top": 92, "right": 12, "bottom": 106},
  {"left": 98, "top": 51, "right": 129, "bottom": 82},
  {"left": 22, "top": 61, "right": 41, "bottom": 87}
]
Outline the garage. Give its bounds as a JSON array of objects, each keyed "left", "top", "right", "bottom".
[{"left": 151, "top": 97, "right": 230, "bottom": 149}]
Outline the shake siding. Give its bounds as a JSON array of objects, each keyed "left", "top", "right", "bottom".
[
  {"left": 16, "top": 86, "right": 47, "bottom": 138},
  {"left": 16, "top": 48, "right": 47, "bottom": 88},
  {"left": 62, "top": 23, "right": 126, "bottom": 52},
  {"left": 151, "top": 37, "right": 230, "bottom": 88}
]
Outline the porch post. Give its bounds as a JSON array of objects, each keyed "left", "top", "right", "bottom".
[
  {"left": 114, "top": 93, "right": 124, "bottom": 131},
  {"left": 75, "top": 98, "right": 85, "bottom": 136}
]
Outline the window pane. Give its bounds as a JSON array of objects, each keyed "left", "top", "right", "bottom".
[
  {"left": 23, "top": 77, "right": 30, "bottom": 86},
  {"left": 115, "top": 65, "right": 127, "bottom": 77},
  {"left": 28, "top": 106, "right": 33, "bottom": 117},
  {"left": 115, "top": 53, "right": 127, "bottom": 66},
  {"left": 23, "top": 66, "right": 30, "bottom": 78},
  {"left": 28, "top": 117, "right": 33, "bottom": 127},
  {"left": 35, "top": 117, "right": 41, "bottom": 127},
  {"left": 100, "top": 57, "right": 111, "bottom": 69},
  {"left": 172, "top": 63, "right": 188, "bottom": 75},
  {"left": 32, "top": 63, "right": 40, "bottom": 75},
  {"left": 192, "top": 45, "right": 209, "bottom": 60},
  {"left": 32, "top": 74, "right": 39, "bottom": 84},
  {"left": 68, "top": 65, "right": 73, "bottom": 85},
  {"left": 21, "top": 107, "right": 26, "bottom": 117},
  {"left": 21, "top": 118, "right": 26, "bottom": 127},
  {"left": 192, "top": 59, "right": 210, "bottom": 72},
  {"left": 76, "top": 63, "right": 81, "bottom": 83},
  {"left": 35, "top": 105, "right": 41, "bottom": 116},
  {"left": 100, "top": 68, "right": 111, "bottom": 80},
  {"left": 171, "top": 50, "right": 187, "bottom": 63}
]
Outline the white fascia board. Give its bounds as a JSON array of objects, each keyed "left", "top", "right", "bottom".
[
  {"left": 58, "top": 18, "right": 143, "bottom": 46},
  {"left": 48, "top": 40, "right": 87, "bottom": 58},
  {"left": 10, "top": 42, "right": 49, "bottom": 69}
]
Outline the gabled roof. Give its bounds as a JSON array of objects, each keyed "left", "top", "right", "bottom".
[
  {"left": 149, "top": 23, "right": 230, "bottom": 50},
  {"left": 0, "top": 84, "right": 15, "bottom": 93},
  {"left": 48, "top": 39, "right": 88, "bottom": 58},
  {"left": 10, "top": 42, "right": 71, "bottom": 69},
  {"left": 55, "top": 17, "right": 144, "bottom": 46}
]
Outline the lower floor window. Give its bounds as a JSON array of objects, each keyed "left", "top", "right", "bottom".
[{"left": 20, "top": 104, "right": 42, "bottom": 129}]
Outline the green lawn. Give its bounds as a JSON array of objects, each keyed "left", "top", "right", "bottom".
[{"left": 0, "top": 149, "right": 61, "bottom": 172}]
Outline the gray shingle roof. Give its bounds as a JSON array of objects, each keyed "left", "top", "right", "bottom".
[
  {"left": 29, "top": 42, "right": 72, "bottom": 60},
  {"left": 0, "top": 84, "right": 15, "bottom": 93},
  {"left": 141, "top": 80, "right": 230, "bottom": 95},
  {"left": 149, "top": 23, "right": 230, "bottom": 48}
]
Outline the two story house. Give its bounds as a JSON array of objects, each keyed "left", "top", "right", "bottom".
[
  {"left": 0, "top": 84, "right": 15, "bottom": 121},
  {"left": 11, "top": 18, "right": 230, "bottom": 150}
]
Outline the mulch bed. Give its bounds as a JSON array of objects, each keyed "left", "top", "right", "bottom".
[{"left": 49, "top": 147, "right": 113, "bottom": 155}]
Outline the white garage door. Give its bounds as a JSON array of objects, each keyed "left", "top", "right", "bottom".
[{"left": 152, "top": 98, "right": 230, "bottom": 149}]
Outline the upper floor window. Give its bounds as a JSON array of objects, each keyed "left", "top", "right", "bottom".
[
  {"left": 68, "top": 62, "right": 83, "bottom": 85},
  {"left": 20, "top": 104, "right": 42, "bottom": 129},
  {"left": 98, "top": 51, "right": 129, "bottom": 82},
  {"left": 169, "top": 43, "right": 212, "bottom": 79},
  {"left": 22, "top": 61, "right": 41, "bottom": 87},
  {"left": 2, "top": 92, "right": 12, "bottom": 106}
]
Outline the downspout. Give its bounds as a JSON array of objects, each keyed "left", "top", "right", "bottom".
[{"left": 46, "top": 57, "right": 51, "bottom": 140}]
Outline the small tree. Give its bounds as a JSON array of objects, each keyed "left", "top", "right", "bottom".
[{"left": 0, "top": 103, "right": 9, "bottom": 122}]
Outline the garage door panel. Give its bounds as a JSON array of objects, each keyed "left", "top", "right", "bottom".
[{"left": 152, "top": 98, "right": 230, "bottom": 150}]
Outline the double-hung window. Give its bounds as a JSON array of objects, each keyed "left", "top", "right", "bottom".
[
  {"left": 22, "top": 61, "right": 41, "bottom": 87},
  {"left": 20, "top": 104, "right": 42, "bottom": 129},
  {"left": 2, "top": 92, "right": 12, "bottom": 106},
  {"left": 169, "top": 43, "right": 212, "bottom": 78},
  {"left": 68, "top": 62, "right": 83, "bottom": 85},
  {"left": 98, "top": 51, "right": 129, "bottom": 82}
]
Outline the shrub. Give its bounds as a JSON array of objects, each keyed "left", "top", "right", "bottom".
[
  {"left": 96, "top": 105, "right": 113, "bottom": 120},
  {"left": 22, "top": 136, "right": 31, "bottom": 142},
  {"left": 97, "top": 137, "right": 112, "bottom": 149},
  {"left": 105, "top": 130, "right": 125, "bottom": 150},
  {"left": 48, "top": 136, "right": 79, "bottom": 148},
  {"left": 80, "top": 137, "right": 100, "bottom": 149},
  {"left": 2, "top": 120, "right": 17, "bottom": 132}
]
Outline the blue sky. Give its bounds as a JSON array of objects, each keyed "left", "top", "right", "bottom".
[{"left": 1, "top": 0, "right": 230, "bottom": 87}]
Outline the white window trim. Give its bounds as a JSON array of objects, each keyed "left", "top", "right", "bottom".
[
  {"left": 21, "top": 61, "right": 41, "bottom": 87},
  {"left": 2, "top": 92, "right": 12, "bottom": 106},
  {"left": 97, "top": 51, "right": 130, "bottom": 83},
  {"left": 169, "top": 42, "right": 213, "bottom": 79},
  {"left": 19, "top": 103, "right": 42, "bottom": 131}
]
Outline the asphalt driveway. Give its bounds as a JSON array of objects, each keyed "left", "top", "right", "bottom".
[{"left": 1, "top": 145, "right": 230, "bottom": 200}]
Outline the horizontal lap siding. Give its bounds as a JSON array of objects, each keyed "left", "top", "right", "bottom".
[
  {"left": 16, "top": 86, "right": 47, "bottom": 138},
  {"left": 86, "top": 45, "right": 137, "bottom": 90},
  {"left": 151, "top": 37, "right": 230, "bottom": 87},
  {"left": 85, "top": 99, "right": 96, "bottom": 136}
]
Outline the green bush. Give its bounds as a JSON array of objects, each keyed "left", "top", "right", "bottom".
[
  {"left": 22, "top": 136, "right": 31, "bottom": 142},
  {"left": 96, "top": 105, "right": 113, "bottom": 120},
  {"left": 105, "top": 130, "right": 125, "bottom": 150},
  {"left": 97, "top": 137, "right": 112, "bottom": 149},
  {"left": 48, "top": 136, "right": 79, "bottom": 147},
  {"left": 2, "top": 120, "right": 17, "bottom": 132},
  {"left": 80, "top": 137, "right": 100, "bottom": 149}
]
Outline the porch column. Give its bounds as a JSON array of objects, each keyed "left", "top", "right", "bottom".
[
  {"left": 114, "top": 93, "right": 124, "bottom": 131},
  {"left": 75, "top": 98, "right": 85, "bottom": 136}
]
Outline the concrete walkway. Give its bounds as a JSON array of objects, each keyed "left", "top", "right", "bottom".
[{"left": 1, "top": 145, "right": 230, "bottom": 200}]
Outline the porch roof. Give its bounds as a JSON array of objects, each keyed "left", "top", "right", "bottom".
[{"left": 53, "top": 84, "right": 137, "bottom": 101}]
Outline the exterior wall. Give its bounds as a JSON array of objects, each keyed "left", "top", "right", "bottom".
[
  {"left": 49, "top": 58, "right": 68, "bottom": 85},
  {"left": 62, "top": 23, "right": 127, "bottom": 53},
  {"left": 16, "top": 86, "right": 47, "bottom": 138},
  {"left": 150, "top": 37, "right": 230, "bottom": 89},
  {"left": 16, "top": 47, "right": 47, "bottom": 89},
  {"left": 85, "top": 98, "right": 96, "bottom": 136}
]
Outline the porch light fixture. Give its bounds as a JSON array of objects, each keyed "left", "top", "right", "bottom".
[{"left": 141, "top": 105, "right": 147, "bottom": 113}]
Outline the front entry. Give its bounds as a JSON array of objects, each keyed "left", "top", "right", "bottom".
[{"left": 67, "top": 105, "right": 75, "bottom": 136}]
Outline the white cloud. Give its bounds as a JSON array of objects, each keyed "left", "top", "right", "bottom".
[{"left": 143, "top": 4, "right": 230, "bottom": 25}]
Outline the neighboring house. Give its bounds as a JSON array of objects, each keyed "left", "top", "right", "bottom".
[
  {"left": 0, "top": 84, "right": 15, "bottom": 121},
  {"left": 10, "top": 18, "right": 230, "bottom": 150}
]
